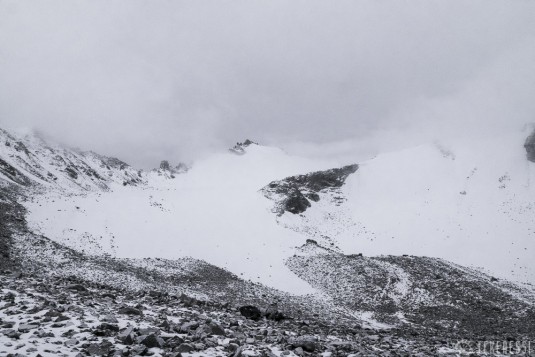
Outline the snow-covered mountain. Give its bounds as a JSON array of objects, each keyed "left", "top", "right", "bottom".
[
  {"left": 2, "top": 126, "right": 535, "bottom": 286},
  {"left": 0, "top": 128, "right": 143, "bottom": 190},
  {"left": 267, "top": 129, "right": 535, "bottom": 287},
  {"left": 1, "top": 126, "right": 535, "bottom": 356},
  {"left": 2, "top": 126, "right": 535, "bottom": 288}
]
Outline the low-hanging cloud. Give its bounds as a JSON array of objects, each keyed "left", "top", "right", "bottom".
[{"left": 1, "top": 0, "right": 534, "bottom": 167}]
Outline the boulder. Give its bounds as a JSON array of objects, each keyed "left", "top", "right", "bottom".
[
  {"left": 239, "top": 305, "right": 262, "bottom": 320},
  {"left": 175, "top": 343, "right": 195, "bottom": 353},
  {"left": 118, "top": 306, "right": 143, "bottom": 316},
  {"left": 288, "top": 335, "right": 318, "bottom": 352},
  {"left": 139, "top": 334, "right": 164, "bottom": 349}
]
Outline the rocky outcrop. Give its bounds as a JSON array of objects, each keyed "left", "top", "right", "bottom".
[
  {"left": 262, "top": 164, "right": 358, "bottom": 215},
  {"left": 229, "top": 139, "right": 258, "bottom": 155},
  {"left": 154, "top": 160, "right": 190, "bottom": 178},
  {"left": 160, "top": 160, "right": 171, "bottom": 170},
  {"left": 524, "top": 129, "right": 535, "bottom": 162}
]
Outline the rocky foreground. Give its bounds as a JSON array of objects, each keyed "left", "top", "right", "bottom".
[{"left": 4, "top": 270, "right": 528, "bottom": 357}]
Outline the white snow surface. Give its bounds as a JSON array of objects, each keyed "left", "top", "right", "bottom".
[
  {"left": 280, "top": 130, "right": 535, "bottom": 285},
  {"left": 22, "top": 144, "right": 337, "bottom": 294}
]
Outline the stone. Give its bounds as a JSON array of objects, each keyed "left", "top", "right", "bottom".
[
  {"left": 101, "top": 314, "right": 119, "bottom": 324},
  {"left": 94, "top": 323, "right": 119, "bottom": 337},
  {"left": 55, "top": 314, "right": 70, "bottom": 322},
  {"left": 175, "top": 343, "right": 195, "bottom": 353},
  {"left": 239, "top": 306, "right": 262, "bottom": 320},
  {"left": 87, "top": 340, "right": 114, "bottom": 356},
  {"left": 118, "top": 306, "right": 143, "bottom": 316},
  {"left": 288, "top": 335, "right": 318, "bottom": 352},
  {"left": 130, "top": 344, "right": 147, "bottom": 355},
  {"left": 164, "top": 336, "right": 184, "bottom": 348},
  {"left": 44, "top": 309, "right": 61, "bottom": 318},
  {"left": 18, "top": 323, "right": 39, "bottom": 332},
  {"left": 208, "top": 323, "right": 225, "bottom": 336},
  {"left": 140, "top": 334, "right": 164, "bottom": 349},
  {"left": 179, "top": 321, "right": 199, "bottom": 332},
  {"left": 64, "top": 338, "right": 78, "bottom": 346},
  {"left": 66, "top": 284, "right": 87, "bottom": 292}
]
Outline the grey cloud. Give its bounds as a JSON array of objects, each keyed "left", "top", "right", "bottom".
[{"left": 1, "top": 0, "right": 534, "bottom": 167}]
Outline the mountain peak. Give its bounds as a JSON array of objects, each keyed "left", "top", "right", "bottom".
[
  {"left": 229, "top": 139, "right": 259, "bottom": 155},
  {"left": 154, "top": 160, "right": 190, "bottom": 178}
]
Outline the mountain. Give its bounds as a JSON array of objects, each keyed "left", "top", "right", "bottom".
[
  {"left": 0, "top": 128, "right": 143, "bottom": 190},
  {"left": 268, "top": 130, "right": 535, "bottom": 286},
  {"left": 1, "top": 127, "right": 535, "bottom": 356}
]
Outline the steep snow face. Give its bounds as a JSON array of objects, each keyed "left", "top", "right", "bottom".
[
  {"left": 23, "top": 143, "right": 338, "bottom": 294},
  {"left": 278, "top": 130, "right": 535, "bottom": 285}
]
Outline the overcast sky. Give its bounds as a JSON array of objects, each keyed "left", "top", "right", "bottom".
[{"left": 1, "top": 1, "right": 535, "bottom": 167}]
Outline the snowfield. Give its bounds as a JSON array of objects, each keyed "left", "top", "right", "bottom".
[
  {"left": 345, "top": 132, "right": 535, "bottom": 284},
  {"left": 22, "top": 144, "right": 338, "bottom": 294},
  {"left": 3, "top": 127, "right": 535, "bottom": 295},
  {"left": 266, "top": 131, "right": 535, "bottom": 286}
]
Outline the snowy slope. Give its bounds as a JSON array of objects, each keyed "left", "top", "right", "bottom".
[
  {"left": 17, "top": 137, "right": 338, "bottom": 294},
  {"left": 273, "top": 130, "right": 535, "bottom": 285},
  {"left": 0, "top": 128, "right": 143, "bottom": 191}
]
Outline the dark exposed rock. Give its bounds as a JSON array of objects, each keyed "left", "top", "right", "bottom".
[
  {"left": 525, "top": 129, "right": 535, "bottom": 162},
  {"left": 66, "top": 284, "right": 87, "bottom": 292},
  {"left": 156, "top": 160, "right": 189, "bottom": 176},
  {"left": 160, "top": 160, "right": 171, "bottom": 170},
  {"left": 44, "top": 309, "right": 61, "bottom": 317},
  {"left": 0, "top": 159, "right": 31, "bottom": 186},
  {"left": 239, "top": 305, "right": 262, "bottom": 320},
  {"left": 207, "top": 323, "right": 225, "bottom": 336},
  {"left": 262, "top": 164, "right": 358, "bottom": 215},
  {"left": 118, "top": 306, "right": 143, "bottom": 316},
  {"left": 139, "top": 333, "right": 164, "bottom": 348},
  {"left": 284, "top": 189, "right": 311, "bottom": 214},
  {"left": 117, "top": 326, "right": 135, "bottom": 345},
  {"left": 165, "top": 336, "right": 185, "bottom": 348},
  {"left": 265, "top": 304, "right": 286, "bottom": 321},
  {"left": 94, "top": 323, "right": 119, "bottom": 337},
  {"left": 18, "top": 323, "right": 39, "bottom": 332},
  {"left": 288, "top": 335, "right": 318, "bottom": 352},
  {"left": 65, "top": 166, "right": 78, "bottom": 179},
  {"left": 54, "top": 314, "right": 70, "bottom": 322},
  {"left": 175, "top": 343, "right": 195, "bottom": 353},
  {"left": 86, "top": 340, "right": 114, "bottom": 356},
  {"left": 229, "top": 139, "right": 258, "bottom": 155}
]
